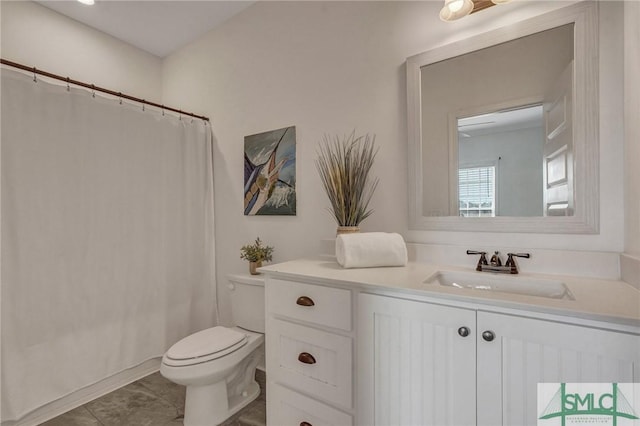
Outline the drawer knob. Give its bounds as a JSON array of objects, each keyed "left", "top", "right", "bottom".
[
  {"left": 296, "top": 296, "right": 315, "bottom": 307},
  {"left": 457, "top": 326, "right": 470, "bottom": 337},
  {"left": 298, "top": 352, "right": 316, "bottom": 365},
  {"left": 300, "top": 422, "right": 313, "bottom": 426}
]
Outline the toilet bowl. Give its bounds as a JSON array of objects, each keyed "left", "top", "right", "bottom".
[{"left": 161, "top": 275, "right": 265, "bottom": 426}]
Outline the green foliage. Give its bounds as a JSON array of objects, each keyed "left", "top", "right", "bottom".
[
  {"left": 240, "top": 237, "right": 274, "bottom": 263},
  {"left": 315, "top": 131, "right": 379, "bottom": 227}
]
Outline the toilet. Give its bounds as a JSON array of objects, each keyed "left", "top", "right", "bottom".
[{"left": 161, "top": 275, "right": 265, "bottom": 426}]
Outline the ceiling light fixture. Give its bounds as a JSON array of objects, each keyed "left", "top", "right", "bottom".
[
  {"left": 439, "top": 0, "right": 475, "bottom": 22},
  {"left": 77, "top": 0, "right": 95, "bottom": 5},
  {"left": 491, "top": 0, "right": 512, "bottom": 4}
]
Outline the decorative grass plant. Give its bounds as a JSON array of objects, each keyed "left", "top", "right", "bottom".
[{"left": 315, "top": 132, "right": 379, "bottom": 228}]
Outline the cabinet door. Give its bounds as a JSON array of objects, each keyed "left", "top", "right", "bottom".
[
  {"left": 477, "top": 311, "right": 640, "bottom": 426},
  {"left": 358, "top": 294, "right": 477, "bottom": 426}
]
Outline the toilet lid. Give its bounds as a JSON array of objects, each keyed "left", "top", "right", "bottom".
[{"left": 166, "top": 326, "right": 247, "bottom": 361}]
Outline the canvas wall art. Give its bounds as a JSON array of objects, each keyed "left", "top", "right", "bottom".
[{"left": 244, "top": 126, "right": 296, "bottom": 215}]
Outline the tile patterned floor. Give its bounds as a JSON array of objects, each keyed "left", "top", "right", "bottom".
[{"left": 40, "top": 370, "right": 266, "bottom": 426}]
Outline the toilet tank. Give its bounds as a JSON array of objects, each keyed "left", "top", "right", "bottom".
[{"left": 228, "top": 274, "right": 265, "bottom": 333}]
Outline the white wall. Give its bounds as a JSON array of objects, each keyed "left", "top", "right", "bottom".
[
  {"left": 0, "top": 1, "right": 162, "bottom": 101},
  {"left": 624, "top": 1, "right": 640, "bottom": 258},
  {"left": 161, "top": 0, "right": 627, "bottom": 325}
]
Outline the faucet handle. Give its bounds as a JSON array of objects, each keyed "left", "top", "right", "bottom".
[
  {"left": 467, "top": 250, "right": 488, "bottom": 271},
  {"left": 506, "top": 252, "right": 531, "bottom": 260},
  {"left": 505, "top": 253, "right": 530, "bottom": 274}
]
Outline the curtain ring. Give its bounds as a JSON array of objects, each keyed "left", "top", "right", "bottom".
[
  {"left": 118, "top": 92, "right": 122, "bottom": 105},
  {"left": 66, "top": 77, "right": 70, "bottom": 91},
  {"left": 32, "top": 67, "right": 37, "bottom": 82},
  {"left": 142, "top": 101, "right": 145, "bottom": 112},
  {"left": 161, "top": 105, "right": 165, "bottom": 116},
  {"left": 91, "top": 84, "right": 95, "bottom": 98}
]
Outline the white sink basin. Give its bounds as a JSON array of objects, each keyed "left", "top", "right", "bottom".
[{"left": 425, "top": 271, "right": 575, "bottom": 300}]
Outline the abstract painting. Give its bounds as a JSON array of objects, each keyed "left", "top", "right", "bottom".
[{"left": 244, "top": 126, "right": 296, "bottom": 215}]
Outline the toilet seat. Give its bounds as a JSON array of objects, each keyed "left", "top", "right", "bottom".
[{"left": 163, "top": 326, "right": 248, "bottom": 367}]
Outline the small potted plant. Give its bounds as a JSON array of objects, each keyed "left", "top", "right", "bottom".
[{"left": 240, "top": 237, "right": 274, "bottom": 275}]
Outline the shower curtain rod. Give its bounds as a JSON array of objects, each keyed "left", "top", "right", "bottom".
[{"left": 1, "top": 58, "right": 210, "bottom": 122}]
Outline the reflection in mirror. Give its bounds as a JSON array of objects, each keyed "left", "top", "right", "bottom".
[
  {"left": 421, "top": 23, "right": 574, "bottom": 218},
  {"left": 457, "top": 105, "right": 544, "bottom": 218},
  {"left": 406, "top": 2, "right": 599, "bottom": 233}
]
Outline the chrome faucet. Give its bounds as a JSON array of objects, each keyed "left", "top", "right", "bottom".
[{"left": 467, "top": 250, "right": 530, "bottom": 274}]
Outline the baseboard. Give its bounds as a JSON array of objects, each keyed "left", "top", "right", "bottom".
[
  {"left": 621, "top": 253, "right": 640, "bottom": 290},
  {"left": 3, "top": 358, "right": 161, "bottom": 426}
]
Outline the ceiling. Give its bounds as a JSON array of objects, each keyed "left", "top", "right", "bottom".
[
  {"left": 458, "top": 104, "right": 544, "bottom": 138},
  {"left": 34, "top": 0, "right": 503, "bottom": 58},
  {"left": 35, "top": 0, "right": 256, "bottom": 58}
]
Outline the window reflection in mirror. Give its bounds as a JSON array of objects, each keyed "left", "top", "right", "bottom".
[{"left": 458, "top": 165, "right": 496, "bottom": 217}]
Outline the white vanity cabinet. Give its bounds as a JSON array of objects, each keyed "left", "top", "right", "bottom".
[
  {"left": 357, "top": 294, "right": 477, "bottom": 426},
  {"left": 358, "top": 293, "right": 640, "bottom": 426},
  {"left": 477, "top": 311, "right": 640, "bottom": 426},
  {"left": 265, "top": 278, "right": 355, "bottom": 426}
]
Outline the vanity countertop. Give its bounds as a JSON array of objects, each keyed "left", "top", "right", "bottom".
[{"left": 259, "top": 257, "right": 640, "bottom": 329}]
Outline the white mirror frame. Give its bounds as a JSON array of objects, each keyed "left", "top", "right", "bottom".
[{"left": 407, "top": 2, "right": 599, "bottom": 234}]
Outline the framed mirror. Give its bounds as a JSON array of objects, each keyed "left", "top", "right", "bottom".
[{"left": 407, "top": 2, "right": 599, "bottom": 233}]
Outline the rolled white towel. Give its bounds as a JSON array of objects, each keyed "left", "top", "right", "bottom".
[{"left": 335, "top": 232, "right": 408, "bottom": 269}]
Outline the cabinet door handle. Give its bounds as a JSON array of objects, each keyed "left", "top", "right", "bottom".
[
  {"left": 298, "top": 352, "right": 316, "bottom": 365},
  {"left": 482, "top": 330, "right": 495, "bottom": 342},
  {"left": 457, "top": 326, "right": 470, "bottom": 337},
  {"left": 300, "top": 422, "right": 313, "bottom": 426},
  {"left": 296, "top": 296, "right": 315, "bottom": 307}
]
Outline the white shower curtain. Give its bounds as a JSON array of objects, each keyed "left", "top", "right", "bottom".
[{"left": 1, "top": 69, "right": 216, "bottom": 422}]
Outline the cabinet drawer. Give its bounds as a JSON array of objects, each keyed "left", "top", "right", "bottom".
[
  {"left": 269, "top": 383, "right": 353, "bottom": 426},
  {"left": 267, "top": 278, "right": 351, "bottom": 331},
  {"left": 267, "top": 319, "right": 352, "bottom": 408}
]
